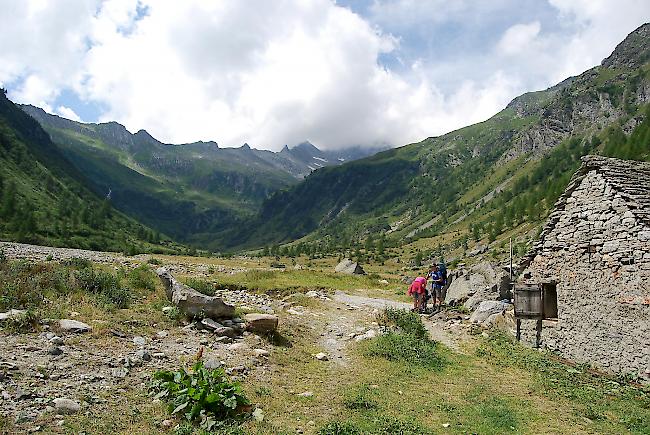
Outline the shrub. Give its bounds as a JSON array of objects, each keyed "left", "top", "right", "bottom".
[
  {"left": 151, "top": 361, "right": 250, "bottom": 431},
  {"left": 74, "top": 268, "right": 131, "bottom": 308},
  {"left": 2, "top": 309, "right": 41, "bottom": 333},
  {"left": 164, "top": 306, "right": 183, "bottom": 323},
  {"left": 0, "top": 249, "right": 6, "bottom": 264},
  {"left": 318, "top": 421, "right": 362, "bottom": 435},
  {"left": 62, "top": 257, "right": 92, "bottom": 269},
  {"left": 0, "top": 262, "right": 67, "bottom": 310},
  {"left": 378, "top": 308, "right": 428, "bottom": 339},
  {"left": 344, "top": 385, "right": 379, "bottom": 411},
  {"left": 373, "top": 416, "right": 432, "bottom": 434},
  {"left": 128, "top": 264, "right": 156, "bottom": 291}
]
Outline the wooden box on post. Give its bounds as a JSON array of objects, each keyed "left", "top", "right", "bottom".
[{"left": 514, "top": 284, "right": 543, "bottom": 347}]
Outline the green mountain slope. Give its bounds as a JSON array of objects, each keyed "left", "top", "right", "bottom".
[
  {"left": 0, "top": 89, "right": 177, "bottom": 252},
  {"left": 222, "top": 23, "right": 650, "bottom": 251}
]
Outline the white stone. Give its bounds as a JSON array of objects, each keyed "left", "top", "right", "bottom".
[
  {"left": 58, "top": 319, "right": 91, "bottom": 333},
  {"left": 0, "top": 309, "right": 27, "bottom": 321},
  {"left": 53, "top": 398, "right": 80, "bottom": 414}
]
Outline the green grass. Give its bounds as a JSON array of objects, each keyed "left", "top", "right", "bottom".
[
  {"left": 215, "top": 269, "right": 392, "bottom": 295},
  {"left": 476, "top": 331, "right": 650, "bottom": 433}
]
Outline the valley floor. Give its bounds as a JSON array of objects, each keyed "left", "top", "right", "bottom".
[{"left": 0, "top": 242, "right": 648, "bottom": 434}]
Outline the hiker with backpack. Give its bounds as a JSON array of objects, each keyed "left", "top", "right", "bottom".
[{"left": 428, "top": 264, "right": 445, "bottom": 311}]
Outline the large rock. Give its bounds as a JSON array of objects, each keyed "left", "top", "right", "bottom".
[
  {"left": 334, "top": 259, "right": 365, "bottom": 275},
  {"left": 59, "top": 319, "right": 92, "bottom": 333},
  {"left": 156, "top": 268, "right": 235, "bottom": 319},
  {"left": 53, "top": 398, "right": 81, "bottom": 414},
  {"left": 469, "top": 300, "right": 512, "bottom": 324},
  {"left": 0, "top": 309, "right": 27, "bottom": 321},
  {"left": 244, "top": 313, "right": 279, "bottom": 334},
  {"left": 445, "top": 262, "right": 511, "bottom": 310}
]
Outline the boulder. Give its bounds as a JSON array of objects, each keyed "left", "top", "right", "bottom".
[
  {"left": 469, "top": 301, "right": 512, "bottom": 324},
  {"left": 53, "top": 398, "right": 81, "bottom": 414},
  {"left": 59, "top": 319, "right": 92, "bottom": 333},
  {"left": 156, "top": 268, "right": 235, "bottom": 319},
  {"left": 0, "top": 309, "right": 26, "bottom": 321},
  {"left": 200, "top": 318, "right": 223, "bottom": 330},
  {"left": 244, "top": 313, "right": 279, "bottom": 334},
  {"left": 214, "top": 326, "right": 237, "bottom": 338},
  {"left": 445, "top": 261, "right": 510, "bottom": 310},
  {"left": 334, "top": 259, "right": 365, "bottom": 275}
]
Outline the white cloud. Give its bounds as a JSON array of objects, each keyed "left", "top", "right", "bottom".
[
  {"left": 0, "top": 0, "right": 648, "bottom": 150},
  {"left": 56, "top": 105, "right": 82, "bottom": 122},
  {"left": 497, "top": 22, "right": 541, "bottom": 56}
]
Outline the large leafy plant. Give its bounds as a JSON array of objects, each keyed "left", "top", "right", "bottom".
[{"left": 151, "top": 361, "right": 251, "bottom": 430}]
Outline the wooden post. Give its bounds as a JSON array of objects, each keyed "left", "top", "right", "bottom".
[
  {"left": 516, "top": 318, "right": 521, "bottom": 341},
  {"left": 535, "top": 319, "right": 542, "bottom": 348}
]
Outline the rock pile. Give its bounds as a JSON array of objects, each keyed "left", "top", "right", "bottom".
[{"left": 445, "top": 261, "right": 511, "bottom": 310}]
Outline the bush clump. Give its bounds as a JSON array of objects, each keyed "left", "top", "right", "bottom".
[
  {"left": 0, "top": 261, "right": 68, "bottom": 310},
  {"left": 344, "top": 385, "right": 379, "bottom": 411},
  {"left": 364, "top": 308, "right": 445, "bottom": 369},
  {"left": 2, "top": 309, "right": 41, "bottom": 333},
  {"left": 318, "top": 421, "right": 362, "bottom": 435},
  {"left": 128, "top": 264, "right": 156, "bottom": 291},
  {"left": 147, "top": 258, "right": 162, "bottom": 265},
  {"left": 379, "top": 307, "right": 428, "bottom": 339},
  {"left": 74, "top": 267, "right": 131, "bottom": 308},
  {"left": 62, "top": 257, "right": 92, "bottom": 269},
  {"left": 151, "top": 361, "right": 250, "bottom": 431}
]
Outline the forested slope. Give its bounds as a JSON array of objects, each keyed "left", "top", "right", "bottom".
[{"left": 0, "top": 89, "right": 176, "bottom": 252}]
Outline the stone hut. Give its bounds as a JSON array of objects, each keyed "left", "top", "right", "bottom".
[{"left": 518, "top": 155, "right": 649, "bottom": 377}]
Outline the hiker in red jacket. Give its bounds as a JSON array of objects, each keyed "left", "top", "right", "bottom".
[{"left": 408, "top": 276, "right": 427, "bottom": 312}]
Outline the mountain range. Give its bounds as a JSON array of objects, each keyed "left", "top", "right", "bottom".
[
  {"left": 4, "top": 23, "right": 650, "bottom": 254},
  {"left": 18, "top": 105, "right": 384, "bottom": 246}
]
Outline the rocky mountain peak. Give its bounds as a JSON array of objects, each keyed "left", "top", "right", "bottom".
[
  {"left": 293, "top": 141, "right": 320, "bottom": 153},
  {"left": 601, "top": 22, "right": 650, "bottom": 69}
]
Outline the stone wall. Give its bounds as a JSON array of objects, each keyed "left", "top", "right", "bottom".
[{"left": 520, "top": 171, "right": 650, "bottom": 377}]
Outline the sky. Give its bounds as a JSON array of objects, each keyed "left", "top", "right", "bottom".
[{"left": 0, "top": 1, "right": 648, "bottom": 150}]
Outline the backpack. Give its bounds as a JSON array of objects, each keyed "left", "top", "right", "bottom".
[{"left": 438, "top": 263, "right": 448, "bottom": 283}]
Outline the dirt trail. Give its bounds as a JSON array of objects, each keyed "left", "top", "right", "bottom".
[{"left": 331, "top": 291, "right": 466, "bottom": 352}]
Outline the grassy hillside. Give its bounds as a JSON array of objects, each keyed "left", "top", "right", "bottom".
[
  {"left": 0, "top": 89, "right": 179, "bottom": 253},
  {"left": 220, "top": 24, "right": 650, "bottom": 253}
]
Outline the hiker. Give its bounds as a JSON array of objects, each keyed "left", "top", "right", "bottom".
[
  {"left": 428, "top": 264, "right": 444, "bottom": 310},
  {"left": 438, "top": 261, "right": 448, "bottom": 301},
  {"left": 408, "top": 276, "right": 427, "bottom": 312}
]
